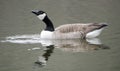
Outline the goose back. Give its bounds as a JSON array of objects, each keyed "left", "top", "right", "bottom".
[{"left": 53, "top": 23, "right": 107, "bottom": 39}]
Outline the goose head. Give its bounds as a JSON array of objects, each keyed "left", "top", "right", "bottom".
[
  {"left": 32, "top": 10, "right": 47, "bottom": 20},
  {"left": 32, "top": 10, "right": 55, "bottom": 31}
]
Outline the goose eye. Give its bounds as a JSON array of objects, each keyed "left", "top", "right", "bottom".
[{"left": 39, "top": 11, "right": 44, "bottom": 14}]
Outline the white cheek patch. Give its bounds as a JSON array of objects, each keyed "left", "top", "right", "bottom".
[{"left": 37, "top": 13, "right": 46, "bottom": 20}]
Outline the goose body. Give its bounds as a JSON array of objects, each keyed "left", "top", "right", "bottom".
[{"left": 32, "top": 10, "right": 108, "bottom": 39}]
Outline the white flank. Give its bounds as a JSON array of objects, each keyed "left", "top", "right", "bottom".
[{"left": 86, "top": 28, "right": 104, "bottom": 38}]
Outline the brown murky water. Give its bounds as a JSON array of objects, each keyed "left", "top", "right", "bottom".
[{"left": 0, "top": 0, "right": 120, "bottom": 71}]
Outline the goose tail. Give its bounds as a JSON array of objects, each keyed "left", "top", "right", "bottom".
[
  {"left": 86, "top": 23, "right": 108, "bottom": 38},
  {"left": 97, "top": 23, "right": 108, "bottom": 29}
]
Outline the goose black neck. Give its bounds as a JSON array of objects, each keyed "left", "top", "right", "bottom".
[{"left": 43, "top": 16, "right": 55, "bottom": 31}]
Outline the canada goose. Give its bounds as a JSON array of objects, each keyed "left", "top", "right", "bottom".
[{"left": 31, "top": 10, "right": 108, "bottom": 39}]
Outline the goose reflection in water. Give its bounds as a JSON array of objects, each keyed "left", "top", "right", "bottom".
[
  {"left": 34, "top": 38, "right": 109, "bottom": 67},
  {"left": 34, "top": 45, "right": 54, "bottom": 67},
  {"left": 40, "top": 38, "right": 109, "bottom": 52},
  {"left": 1, "top": 35, "right": 109, "bottom": 67}
]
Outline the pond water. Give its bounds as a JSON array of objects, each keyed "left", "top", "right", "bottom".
[{"left": 0, "top": 0, "right": 120, "bottom": 71}]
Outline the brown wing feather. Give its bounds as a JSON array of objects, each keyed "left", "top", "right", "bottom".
[
  {"left": 52, "top": 23, "right": 107, "bottom": 39},
  {"left": 55, "top": 23, "right": 88, "bottom": 33},
  {"left": 55, "top": 23, "right": 107, "bottom": 34}
]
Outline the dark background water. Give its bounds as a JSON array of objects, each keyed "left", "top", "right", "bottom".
[{"left": 0, "top": 0, "right": 120, "bottom": 71}]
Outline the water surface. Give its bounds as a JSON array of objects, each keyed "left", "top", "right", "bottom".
[{"left": 0, "top": 0, "right": 120, "bottom": 71}]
